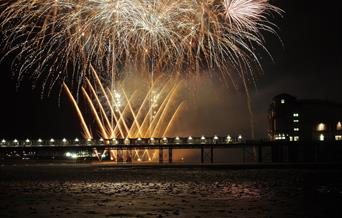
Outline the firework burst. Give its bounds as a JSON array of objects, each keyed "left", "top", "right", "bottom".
[{"left": 0, "top": 0, "right": 280, "bottom": 92}]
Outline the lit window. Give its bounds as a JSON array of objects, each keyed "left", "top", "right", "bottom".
[
  {"left": 319, "top": 134, "right": 325, "bottom": 141},
  {"left": 337, "top": 122, "right": 342, "bottom": 130},
  {"left": 294, "top": 136, "right": 299, "bottom": 141},
  {"left": 317, "top": 123, "right": 326, "bottom": 132},
  {"left": 293, "top": 113, "right": 299, "bottom": 117},
  {"left": 289, "top": 136, "right": 293, "bottom": 141},
  {"left": 294, "top": 128, "right": 299, "bottom": 132},
  {"left": 293, "top": 120, "right": 299, "bottom": 123},
  {"left": 335, "top": 135, "right": 342, "bottom": 141},
  {"left": 281, "top": 99, "right": 285, "bottom": 104}
]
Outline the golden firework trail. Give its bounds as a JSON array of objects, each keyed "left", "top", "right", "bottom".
[{"left": 65, "top": 68, "right": 186, "bottom": 140}]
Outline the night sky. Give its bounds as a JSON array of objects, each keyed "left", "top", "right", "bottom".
[{"left": 0, "top": 0, "right": 341, "bottom": 139}]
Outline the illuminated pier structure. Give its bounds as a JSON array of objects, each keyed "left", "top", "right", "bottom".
[{"left": 1, "top": 136, "right": 342, "bottom": 163}]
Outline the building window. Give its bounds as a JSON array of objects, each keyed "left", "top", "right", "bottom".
[
  {"left": 293, "top": 120, "right": 299, "bottom": 123},
  {"left": 289, "top": 136, "right": 293, "bottom": 141},
  {"left": 294, "top": 136, "right": 299, "bottom": 141},
  {"left": 337, "top": 122, "right": 342, "bottom": 130},
  {"left": 335, "top": 135, "right": 342, "bottom": 141},
  {"left": 319, "top": 134, "right": 325, "bottom": 141},
  {"left": 293, "top": 113, "right": 299, "bottom": 117},
  {"left": 281, "top": 99, "right": 285, "bottom": 104},
  {"left": 317, "top": 123, "right": 326, "bottom": 131},
  {"left": 274, "top": 134, "right": 286, "bottom": 140},
  {"left": 294, "top": 128, "right": 299, "bottom": 132}
]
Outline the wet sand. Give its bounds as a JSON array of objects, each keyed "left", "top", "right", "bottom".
[{"left": 1, "top": 164, "right": 342, "bottom": 217}]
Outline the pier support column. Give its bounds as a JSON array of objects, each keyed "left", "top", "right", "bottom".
[
  {"left": 117, "top": 149, "right": 123, "bottom": 163},
  {"left": 168, "top": 147, "right": 172, "bottom": 164},
  {"left": 210, "top": 146, "right": 214, "bottom": 163},
  {"left": 201, "top": 147, "right": 204, "bottom": 164},
  {"left": 258, "top": 145, "right": 263, "bottom": 163},
  {"left": 159, "top": 148, "right": 163, "bottom": 164},
  {"left": 126, "top": 148, "right": 132, "bottom": 163}
]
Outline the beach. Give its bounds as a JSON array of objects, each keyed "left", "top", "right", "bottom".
[{"left": 1, "top": 164, "right": 342, "bottom": 217}]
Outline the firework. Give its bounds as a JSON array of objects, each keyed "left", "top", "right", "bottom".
[
  {"left": 0, "top": 0, "right": 281, "bottom": 140},
  {"left": 0, "top": 0, "right": 280, "bottom": 91}
]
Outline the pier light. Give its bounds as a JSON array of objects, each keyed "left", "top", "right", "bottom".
[
  {"left": 111, "top": 138, "right": 118, "bottom": 145},
  {"left": 25, "top": 139, "right": 30, "bottom": 143},
  {"left": 86, "top": 138, "right": 92, "bottom": 146},
  {"left": 187, "top": 136, "right": 193, "bottom": 144},
  {"left": 112, "top": 138, "right": 118, "bottom": 145},
  {"left": 1, "top": 139, "right": 6, "bottom": 144},
  {"left": 200, "top": 136, "right": 206, "bottom": 144},
  {"left": 124, "top": 138, "right": 130, "bottom": 145},
  {"left": 226, "top": 135, "right": 232, "bottom": 143},
  {"left": 74, "top": 138, "right": 79, "bottom": 142},
  {"left": 175, "top": 136, "right": 180, "bottom": 144},
  {"left": 138, "top": 158, "right": 142, "bottom": 162},
  {"left": 150, "top": 138, "right": 155, "bottom": 144},
  {"left": 98, "top": 138, "right": 104, "bottom": 145},
  {"left": 213, "top": 135, "right": 219, "bottom": 140},
  {"left": 13, "top": 139, "right": 19, "bottom": 145},
  {"left": 65, "top": 152, "right": 71, "bottom": 157},
  {"left": 238, "top": 135, "right": 243, "bottom": 142},
  {"left": 71, "top": 153, "right": 78, "bottom": 159},
  {"left": 148, "top": 157, "right": 152, "bottom": 161},
  {"left": 137, "top": 138, "right": 142, "bottom": 145},
  {"left": 162, "top": 137, "right": 168, "bottom": 144},
  {"left": 37, "top": 138, "right": 43, "bottom": 144},
  {"left": 62, "top": 138, "right": 68, "bottom": 143},
  {"left": 50, "top": 138, "right": 55, "bottom": 143},
  {"left": 319, "top": 134, "right": 325, "bottom": 141}
]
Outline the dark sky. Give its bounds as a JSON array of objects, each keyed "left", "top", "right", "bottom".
[{"left": 0, "top": 0, "right": 341, "bottom": 139}]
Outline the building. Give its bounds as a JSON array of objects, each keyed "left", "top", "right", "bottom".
[{"left": 268, "top": 94, "right": 342, "bottom": 142}]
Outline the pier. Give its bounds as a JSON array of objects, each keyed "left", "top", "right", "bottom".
[{"left": 1, "top": 137, "right": 342, "bottom": 163}]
